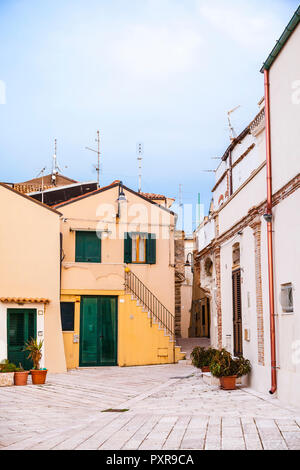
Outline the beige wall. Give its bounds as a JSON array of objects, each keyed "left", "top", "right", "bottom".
[
  {"left": 59, "top": 186, "right": 175, "bottom": 313},
  {"left": 0, "top": 185, "right": 66, "bottom": 373}
]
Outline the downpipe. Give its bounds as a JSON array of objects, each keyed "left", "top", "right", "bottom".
[{"left": 264, "top": 69, "right": 277, "bottom": 395}]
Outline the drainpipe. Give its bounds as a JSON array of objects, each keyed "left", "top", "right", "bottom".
[{"left": 264, "top": 69, "right": 277, "bottom": 395}]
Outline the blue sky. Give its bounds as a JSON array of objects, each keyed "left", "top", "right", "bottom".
[{"left": 0, "top": 0, "right": 298, "bottom": 219}]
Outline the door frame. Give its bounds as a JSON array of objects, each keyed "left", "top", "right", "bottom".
[{"left": 79, "top": 296, "right": 118, "bottom": 367}]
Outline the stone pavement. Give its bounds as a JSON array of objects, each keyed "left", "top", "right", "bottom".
[{"left": 0, "top": 363, "right": 300, "bottom": 450}]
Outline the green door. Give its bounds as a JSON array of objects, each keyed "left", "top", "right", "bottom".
[
  {"left": 79, "top": 297, "right": 117, "bottom": 367},
  {"left": 7, "top": 309, "right": 37, "bottom": 370}
]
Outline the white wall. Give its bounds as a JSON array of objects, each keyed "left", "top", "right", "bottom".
[{"left": 269, "top": 23, "right": 300, "bottom": 193}]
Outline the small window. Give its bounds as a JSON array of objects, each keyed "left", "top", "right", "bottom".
[
  {"left": 60, "top": 303, "right": 75, "bottom": 331},
  {"left": 124, "top": 233, "right": 156, "bottom": 265},
  {"left": 75, "top": 231, "right": 101, "bottom": 263},
  {"left": 280, "top": 283, "right": 294, "bottom": 313}
]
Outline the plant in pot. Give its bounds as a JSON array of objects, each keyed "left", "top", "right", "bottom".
[
  {"left": 0, "top": 360, "right": 18, "bottom": 387},
  {"left": 210, "top": 349, "right": 251, "bottom": 390},
  {"left": 14, "top": 363, "right": 30, "bottom": 386},
  {"left": 191, "top": 347, "right": 218, "bottom": 373},
  {"left": 24, "top": 338, "right": 47, "bottom": 385}
]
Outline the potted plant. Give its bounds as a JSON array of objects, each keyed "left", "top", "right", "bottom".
[
  {"left": 191, "top": 347, "right": 218, "bottom": 373},
  {"left": 210, "top": 349, "right": 251, "bottom": 390},
  {"left": 14, "top": 363, "right": 30, "bottom": 386},
  {"left": 0, "top": 360, "right": 18, "bottom": 387},
  {"left": 24, "top": 338, "right": 48, "bottom": 385}
]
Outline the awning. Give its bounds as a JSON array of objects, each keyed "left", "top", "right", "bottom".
[{"left": 0, "top": 297, "right": 50, "bottom": 304}]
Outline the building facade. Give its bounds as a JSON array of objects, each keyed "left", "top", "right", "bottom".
[
  {"left": 0, "top": 183, "right": 66, "bottom": 373},
  {"left": 194, "top": 9, "right": 300, "bottom": 407},
  {"left": 54, "top": 181, "right": 184, "bottom": 369}
]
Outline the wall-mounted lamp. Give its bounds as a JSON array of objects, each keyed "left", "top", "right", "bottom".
[
  {"left": 263, "top": 213, "right": 272, "bottom": 223},
  {"left": 184, "top": 252, "right": 194, "bottom": 273},
  {"left": 116, "top": 182, "right": 127, "bottom": 218}
]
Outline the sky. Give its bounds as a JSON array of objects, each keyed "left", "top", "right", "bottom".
[{"left": 0, "top": 0, "right": 299, "bottom": 221}]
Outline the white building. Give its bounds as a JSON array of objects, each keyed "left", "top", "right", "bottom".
[{"left": 194, "top": 7, "right": 300, "bottom": 408}]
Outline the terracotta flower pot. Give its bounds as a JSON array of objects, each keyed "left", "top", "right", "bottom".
[
  {"left": 220, "top": 376, "right": 237, "bottom": 390},
  {"left": 14, "top": 371, "right": 29, "bottom": 386},
  {"left": 30, "top": 370, "right": 48, "bottom": 385},
  {"left": 201, "top": 366, "right": 211, "bottom": 373}
]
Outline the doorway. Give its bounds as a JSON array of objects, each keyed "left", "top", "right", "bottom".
[
  {"left": 79, "top": 296, "right": 118, "bottom": 367},
  {"left": 232, "top": 269, "right": 243, "bottom": 356},
  {"left": 7, "top": 309, "right": 37, "bottom": 370}
]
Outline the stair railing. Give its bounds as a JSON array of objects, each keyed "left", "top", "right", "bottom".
[{"left": 124, "top": 268, "right": 175, "bottom": 338}]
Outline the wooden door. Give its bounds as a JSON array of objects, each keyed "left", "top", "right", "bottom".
[
  {"left": 79, "top": 297, "right": 117, "bottom": 367},
  {"left": 232, "top": 269, "right": 243, "bottom": 356},
  {"left": 7, "top": 309, "right": 36, "bottom": 370}
]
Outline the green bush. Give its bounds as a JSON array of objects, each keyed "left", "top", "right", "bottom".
[
  {"left": 191, "top": 347, "right": 218, "bottom": 369},
  {"left": 0, "top": 359, "right": 18, "bottom": 373},
  {"left": 210, "top": 349, "right": 251, "bottom": 378}
]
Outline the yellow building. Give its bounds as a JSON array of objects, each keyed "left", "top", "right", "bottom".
[
  {"left": 54, "top": 181, "right": 185, "bottom": 368},
  {"left": 0, "top": 183, "right": 66, "bottom": 373}
]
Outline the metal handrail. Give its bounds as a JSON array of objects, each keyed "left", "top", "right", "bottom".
[{"left": 125, "top": 269, "right": 175, "bottom": 337}]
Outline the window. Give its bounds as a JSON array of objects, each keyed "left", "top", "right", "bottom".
[
  {"left": 75, "top": 231, "right": 101, "bottom": 263},
  {"left": 124, "top": 232, "right": 156, "bottom": 265},
  {"left": 280, "top": 283, "right": 294, "bottom": 313},
  {"left": 60, "top": 302, "right": 75, "bottom": 331}
]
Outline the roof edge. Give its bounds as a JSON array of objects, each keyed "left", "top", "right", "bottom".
[
  {"left": 0, "top": 183, "right": 62, "bottom": 216},
  {"left": 53, "top": 182, "right": 176, "bottom": 216},
  {"left": 260, "top": 6, "right": 300, "bottom": 73}
]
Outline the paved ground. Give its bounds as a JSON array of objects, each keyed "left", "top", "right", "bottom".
[{"left": 0, "top": 363, "right": 300, "bottom": 450}]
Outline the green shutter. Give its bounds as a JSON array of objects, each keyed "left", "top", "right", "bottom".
[
  {"left": 75, "top": 232, "right": 85, "bottom": 262},
  {"left": 146, "top": 233, "right": 156, "bottom": 265},
  {"left": 76, "top": 231, "right": 101, "bottom": 263},
  {"left": 124, "top": 232, "right": 132, "bottom": 263}
]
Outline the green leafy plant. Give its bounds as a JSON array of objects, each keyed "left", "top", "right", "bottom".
[
  {"left": 210, "top": 349, "right": 251, "bottom": 378},
  {"left": 0, "top": 359, "right": 18, "bottom": 373},
  {"left": 191, "top": 347, "right": 218, "bottom": 369},
  {"left": 16, "top": 362, "right": 25, "bottom": 372},
  {"left": 23, "top": 338, "right": 43, "bottom": 370}
]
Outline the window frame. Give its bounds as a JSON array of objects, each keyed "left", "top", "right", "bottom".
[{"left": 132, "top": 233, "right": 147, "bottom": 264}]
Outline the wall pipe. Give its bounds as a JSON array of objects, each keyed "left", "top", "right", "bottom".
[{"left": 264, "top": 69, "right": 277, "bottom": 395}]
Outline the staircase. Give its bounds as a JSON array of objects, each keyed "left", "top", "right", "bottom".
[{"left": 124, "top": 269, "right": 185, "bottom": 364}]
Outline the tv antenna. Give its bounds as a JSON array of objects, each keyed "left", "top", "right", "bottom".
[
  {"left": 51, "top": 139, "right": 64, "bottom": 185},
  {"left": 36, "top": 166, "right": 47, "bottom": 203},
  {"left": 137, "top": 143, "right": 143, "bottom": 193},
  {"left": 227, "top": 105, "right": 241, "bottom": 142},
  {"left": 86, "top": 130, "right": 101, "bottom": 188}
]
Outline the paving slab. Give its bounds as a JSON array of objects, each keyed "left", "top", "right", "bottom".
[{"left": 0, "top": 363, "right": 300, "bottom": 450}]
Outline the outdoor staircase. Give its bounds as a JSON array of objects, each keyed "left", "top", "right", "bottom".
[{"left": 124, "top": 269, "right": 186, "bottom": 363}]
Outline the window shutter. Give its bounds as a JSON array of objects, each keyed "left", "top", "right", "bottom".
[
  {"left": 124, "top": 232, "right": 132, "bottom": 263},
  {"left": 75, "top": 232, "right": 101, "bottom": 263},
  {"left": 146, "top": 233, "right": 156, "bottom": 265},
  {"left": 85, "top": 232, "right": 101, "bottom": 263}
]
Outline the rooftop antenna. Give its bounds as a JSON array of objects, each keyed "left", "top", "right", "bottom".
[
  {"left": 36, "top": 166, "right": 47, "bottom": 204},
  {"left": 51, "top": 138, "right": 63, "bottom": 185},
  {"left": 227, "top": 105, "right": 241, "bottom": 142},
  {"left": 137, "top": 143, "right": 143, "bottom": 193},
  {"left": 86, "top": 130, "right": 101, "bottom": 188}
]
